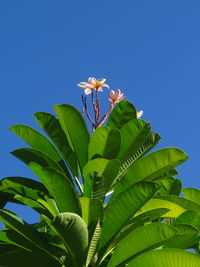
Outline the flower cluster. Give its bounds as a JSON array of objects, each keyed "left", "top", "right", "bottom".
[{"left": 77, "top": 77, "right": 143, "bottom": 129}]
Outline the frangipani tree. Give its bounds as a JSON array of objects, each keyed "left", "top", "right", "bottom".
[{"left": 0, "top": 77, "right": 200, "bottom": 267}]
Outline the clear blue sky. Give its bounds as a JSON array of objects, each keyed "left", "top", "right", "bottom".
[{"left": 0, "top": 1, "right": 200, "bottom": 224}]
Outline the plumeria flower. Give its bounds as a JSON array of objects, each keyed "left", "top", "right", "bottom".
[
  {"left": 109, "top": 89, "right": 125, "bottom": 104},
  {"left": 137, "top": 110, "right": 143, "bottom": 119},
  {"left": 77, "top": 77, "right": 109, "bottom": 95}
]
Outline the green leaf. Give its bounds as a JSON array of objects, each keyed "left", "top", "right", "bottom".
[
  {"left": 99, "top": 182, "right": 158, "bottom": 252},
  {"left": 52, "top": 212, "right": 88, "bottom": 267},
  {"left": 80, "top": 197, "right": 103, "bottom": 226},
  {"left": 108, "top": 222, "right": 177, "bottom": 267},
  {"left": 0, "top": 177, "right": 48, "bottom": 201},
  {"left": 117, "top": 119, "right": 151, "bottom": 163},
  {"left": 54, "top": 104, "right": 90, "bottom": 173},
  {"left": 83, "top": 159, "right": 120, "bottom": 199},
  {"left": 174, "top": 210, "right": 200, "bottom": 230},
  {"left": 111, "top": 148, "right": 188, "bottom": 202},
  {"left": 157, "top": 195, "right": 200, "bottom": 214},
  {"left": 34, "top": 111, "right": 78, "bottom": 177},
  {"left": 157, "top": 177, "right": 182, "bottom": 196},
  {"left": 9, "top": 125, "right": 65, "bottom": 167},
  {"left": 14, "top": 195, "right": 53, "bottom": 218},
  {"left": 0, "top": 209, "right": 61, "bottom": 264},
  {"left": 140, "top": 198, "right": 186, "bottom": 218},
  {"left": 107, "top": 100, "right": 137, "bottom": 129},
  {"left": 88, "top": 126, "right": 121, "bottom": 160},
  {"left": 126, "top": 248, "right": 200, "bottom": 267},
  {"left": 11, "top": 148, "right": 65, "bottom": 173},
  {"left": 29, "top": 162, "right": 81, "bottom": 215},
  {"left": 182, "top": 187, "right": 200, "bottom": 204}
]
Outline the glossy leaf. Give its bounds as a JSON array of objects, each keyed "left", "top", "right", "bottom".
[
  {"left": 99, "top": 182, "right": 158, "bottom": 252},
  {"left": 174, "top": 210, "right": 200, "bottom": 229},
  {"left": 9, "top": 125, "right": 64, "bottom": 165},
  {"left": 107, "top": 100, "right": 137, "bottom": 129},
  {"left": 140, "top": 198, "right": 186, "bottom": 217},
  {"left": 117, "top": 119, "right": 151, "bottom": 163},
  {"left": 108, "top": 222, "right": 177, "bottom": 267},
  {"left": 126, "top": 248, "right": 200, "bottom": 267},
  {"left": 111, "top": 148, "right": 188, "bottom": 202},
  {"left": 54, "top": 104, "right": 90, "bottom": 173},
  {"left": 34, "top": 111, "right": 78, "bottom": 177},
  {"left": 11, "top": 148, "right": 65, "bottom": 173},
  {"left": 88, "top": 126, "right": 121, "bottom": 160},
  {"left": 29, "top": 162, "right": 81, "bottom": 215},
  {"left": 52, "top": 212, "right": 88, "bottom": 267}
]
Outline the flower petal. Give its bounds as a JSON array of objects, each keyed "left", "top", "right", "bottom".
[
  {"left": 84, "top": 88, "right": 92, "bottom": 95},
  {"left": 88, "top": 77, "right": 97, "bottom": 86},
  {"left": 137, "top": 110, "right": 144, "bottom": 118}
]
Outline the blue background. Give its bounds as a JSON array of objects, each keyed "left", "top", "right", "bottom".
[{"left": 0, "top": 1, "right": 200, "bottom": 225}]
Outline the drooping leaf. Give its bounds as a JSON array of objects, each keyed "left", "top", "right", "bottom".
[
  {"left": 80, "top": 197, "right": 103, "bottom": 226},
  {"left": 29, "top": 162, "right": 81, "bottom": 215},
  {"left": 11, "top": 148, "right": 65, "bottom": 174},
  {"left": 9, "top": 125, "right": 66, "bottom": 169},
  {"left": 182, "top": 187, "right": 200, "bottom": 205},
  {"left": 108, "top": 222, "right": 177, "bottom": 267},
  {"left": 99, "top": 182, "right": 158, "bottom": 252},
  {"left": 88, "top": 126, "right": 121, "bottom": 160},
  {"left": 34, "top": 111, "right": 78, "bottom": 177},
  {"left": 157, "top": 177, "right": 182, "bottom": 196},
  {"left": 107, "top": 100, "right": 137, "bottom": 129},
  {"left": 117, "top": 119, "right": 151, "bottom": 163},
  {"left": 126, "top": 248, "right": 200, "bottom": 267},
  {"left": 14, "top": 195, "right": 53, "bottom": 218},
  {"left": 52, "top": 212, "right": 88, "bottom": 267},
  {"left": 0, "top": 209, "right": 61, "bottom": 264},
  {"left": 54, "top": 104, "right": 90, "bottom": 173}
]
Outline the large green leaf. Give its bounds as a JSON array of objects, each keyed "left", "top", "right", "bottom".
[
  {"left": 182, "top": 187, "right": 200, "bottom": 204},
  {"left": 174, "top": 210, "right": 200, "bottom": 230},
  {"left": 34, "top": 111, "right": 78, "bottom": 177},
  {"left": 52, "top": 212, "right": 88, "bottom": 267},
  {"left": 0, "top": 176, "right": 48, "bottom": 202},
  {"left": 11, "top": 148, "right": 65, "bottom": 173},
  {"left": 117, "top": 119, "right": 151, "bottom": 163},
  {"left": 9, "top": 125, "right": 65, "bottom": 167},
  {"left": 140, "top": 198, "right": 186, "bottom": 217},
  {"left": 107, "top": 222, "right": 177, "bottom": 267},
  {"left": 157, "top": 195, "right": 200, "bottom": 214},
  {"left": 0, "top": 209, "right": 61, "bottom": 264},
  {"left": 157, "top": 177, "right": 182, "bottom": 196},
  {"left": 29, "top": 162, "right": 81, "bottom": 215},
  {"left": 99, "top": 182, "right": 158, "bottom": 252},
  {"left": 126, "top": 248, "right": 200, "bottom": 267},
  {"left": 80, "top": 197, "right": 103, "bottom": 226},
  {"left": 54, "top": 104, "right": 90, "bottom": 173},
  {"left": 14, "top": 195, "right": 53, "bottom": 218},
  {"left": 83, "top": 159, "right": 120, "bottom": 198},
  {"left": 111, "top": 148, "right": 188, "bottom": 202},
  {"left": 88, "top": 126, "right": 121, "bottom": 160},
  {"left": 107, "top": 100, "right": 137, "bottom": 129}
]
